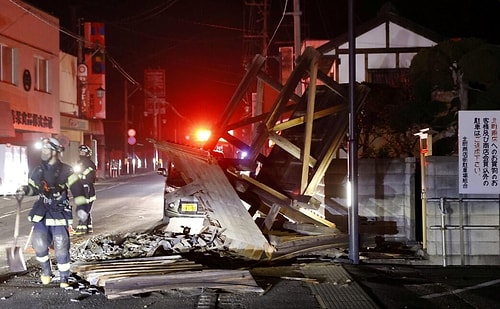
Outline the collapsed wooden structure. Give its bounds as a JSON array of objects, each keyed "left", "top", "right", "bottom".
[
  {"left": 71, "top": 255, "right": 263, "bottom": 299},
  {"left": 150, "top": 46, "right": 370, "bottom": 261},
  {"left": 69, "top": 228, "right": 349, "bottom": 299},
  {"left": 69, "top": 47, "right": 371, "bottom": 299}
]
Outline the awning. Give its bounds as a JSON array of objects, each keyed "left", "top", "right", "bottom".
[
  {"left": 88, "top": 119, "right": 104, "bottom": 135},
  {"left": 0, "top": 101, "right": 15, "bottom": 137}
]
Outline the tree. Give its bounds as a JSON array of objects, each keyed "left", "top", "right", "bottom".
[
  {"left": 357, "top": 82, "right": 418, "bottom": 158},
  {"left": 407, "top": 38, "right": 500, "bottom": 155}
]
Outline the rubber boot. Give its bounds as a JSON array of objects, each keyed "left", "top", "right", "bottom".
[
  {"left": 40, "top": 261, "right": 52, "bottom": 285},
  {"left": 87, "top": 216, "right": 93, "bottom": 234},
  {"left": 59, "top": 270, "right": 70, "bottom": 288},
  {"left": 74, "top": 224, "right": 88, "bottom": 235}
]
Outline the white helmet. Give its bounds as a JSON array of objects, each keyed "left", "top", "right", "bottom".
[{"left": 41, "top": 137, "right": 64, "bottom": 152}]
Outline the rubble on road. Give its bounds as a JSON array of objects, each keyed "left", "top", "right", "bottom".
[
  {"left": 69, "top": 228, "right": 267, "bottom": 299},
  {"left": 67, "top": 222, "right": 350, "bottom": 299},
  {"left": 69, "top": 224, "right": 229, "bottom": 262}
]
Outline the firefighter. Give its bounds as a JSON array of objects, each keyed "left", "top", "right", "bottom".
[
  {"left": 17, "top": 137, "right": 88, "bottom": 288},
  {"left": 73, "top": 144, "right": 97, "bottom": 235}
]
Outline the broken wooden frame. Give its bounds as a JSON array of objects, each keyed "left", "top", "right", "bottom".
[
  {"left": 203, "top": 46, "right": 369, "bottom": 230},
  {"left": 150, "top": 46, "right": 370, "bottom": 261}
]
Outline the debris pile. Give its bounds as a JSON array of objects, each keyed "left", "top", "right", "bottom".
[
  {"left": 69, "top": 230, "right": 265, "bottom": 299},
  {"left": 66, "top": 219, "right": 250, "bottom": 299},
  {"left": 70, "top": 226, "right": 229, "bottom": 262}
]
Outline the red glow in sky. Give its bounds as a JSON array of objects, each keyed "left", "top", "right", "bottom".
[{"left": 22, "top": 0, "right": 500, "bottom": 150}]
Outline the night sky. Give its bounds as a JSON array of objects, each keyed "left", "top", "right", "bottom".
[{"left": 21, "top": 0, "right": 500, "bottom": 149}]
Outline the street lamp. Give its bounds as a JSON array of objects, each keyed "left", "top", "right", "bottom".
[
  {"left": 414, "top": 128, "right": 432, "bottom": 250},
  {"left": 82, "top": 83, "right": 105, "bottom": 98},
  {"left": 96, "top": 86, "right": 105, "bottom": 98}
]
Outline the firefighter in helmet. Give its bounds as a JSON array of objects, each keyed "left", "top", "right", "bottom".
[
  {"left": 72, "top": 144, "right": 97, "bottom": 235},
  {"left": 17, "top": 137, "right": 88, "bottom": 288}
]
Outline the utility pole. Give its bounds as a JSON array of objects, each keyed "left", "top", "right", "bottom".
[
  {"left": 347, "top": 0, "right": 359, "bottom": 265},
  {"left": 293, "top": 0, "right": 301, "bottom": 95},
  {"left": 124, "top": 79, "right": 128, "bottom": 158},
  {"left": 77, "top": 17, "right": 84, "bottom": 119},
  {"left": 292, "top": 0, "right": 301, "bottom": 64}
]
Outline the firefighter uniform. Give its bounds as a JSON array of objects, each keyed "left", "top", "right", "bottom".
[
  {"left": 20, "top": 137, "right": 88, "bottom": 288},
  {"left": 74, "top": 145, "right": 97, "bottom": 234}
]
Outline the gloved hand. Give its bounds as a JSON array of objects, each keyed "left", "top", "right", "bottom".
[{"left": 16, "top": 185, "right": 28, "bottom": 198}]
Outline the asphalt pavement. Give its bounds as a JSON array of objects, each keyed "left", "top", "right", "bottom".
[{"left": 1, "top": 256, "right": 499, "bottom": 308}]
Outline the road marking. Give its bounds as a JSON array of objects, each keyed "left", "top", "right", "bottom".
[
  {"left": 421, "top": 279, "right": 500, "bottom": 299},
  {"left": 95, "top": 183, "right": 124, "bottom": 192},
  {"left": 1, "top": 181, "right": 137, "bottom": 219},
  {"left": 0, "top": 208, "right": 30, "bottom": 219}
]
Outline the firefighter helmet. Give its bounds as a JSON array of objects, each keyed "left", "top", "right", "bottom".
[
  {"left": 41, "top": 137, "right": 64, "bottom": 153},
  {"left": 79, "top": 145, "right": 92, "bottom": 157}
]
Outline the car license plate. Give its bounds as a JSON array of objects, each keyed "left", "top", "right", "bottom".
[{"left": 181, "top": 203, "right": 198, "bottom": 212}]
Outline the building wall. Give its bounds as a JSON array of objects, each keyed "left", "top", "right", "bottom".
[
  {"left": 325, "top": 158, "right": 416, "bottom": 240},
  {"left": 0, "top": 0, "right": 60, "bottom": 140},
  {"left": 322, "top": 20, "right": 438, "bottom": 83},
  {"left": 325, "top": 157, "right": 499, "bottom": 265},
  {"left": 59, "top": 52, "right": 78, "bottom": 116},
  {"left": 425, "top": 156, "right": 500, "bottom": 265},
  {"left": 59, "top": 51, "right": 87, "bottom": 167}
]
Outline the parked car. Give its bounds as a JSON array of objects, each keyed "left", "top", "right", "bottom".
[
  {"left": 157, "top": 162, "right": 203, "bottom": 227},
  {"left": 156, "top": 150, "right": 225, "bottom": 230}
]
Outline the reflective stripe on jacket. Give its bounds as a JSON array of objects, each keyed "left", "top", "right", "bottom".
[{"left": 26, "top": 160, "right": 87, "bottom": 226}]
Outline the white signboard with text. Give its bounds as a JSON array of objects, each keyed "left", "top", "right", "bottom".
[{"left": 458, "top": 111, "right": 499, "bottom": 194}]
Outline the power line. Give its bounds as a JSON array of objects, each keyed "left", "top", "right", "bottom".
[
  {"left": 7, "top": 0, "right": 98, "bottom": 50},
  {"left": 109, "top": 0, "right": 179, "bottom": 25},
  {"left": 267, "top": 0, "right": 289, "bottom": 51}
]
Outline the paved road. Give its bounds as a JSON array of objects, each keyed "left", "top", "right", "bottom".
[
  {"left": 345, "top": 263, "right": 500, "bottom": 308},
  {"left": 1, "top": 258, "right": 498, "bottom": 308}
]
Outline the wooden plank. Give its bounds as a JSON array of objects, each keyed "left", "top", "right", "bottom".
[
  {"left": 262, "top": 203, "right": 281, "bottom": 231},
  {"left": 93, "top": 264, "right": 204, "bottom": 287},
  {"left": 71, "top": 255, "right": 186, "bottom": 272},
  {"left": 269, "top": 234, "right": 349, "bottom": 261},
  {"left": 76, "top": 260, "right": 200, "bottom": 275},
  {"left": 105, "top": 269, "right": 264, "bottom": 299},
  {"left": 268, "top": 132, "right": 317, "bottom": 167},
  {"left": 228, "top": 169, "right": 336, "bottom": 227},
  {"left": 71, "top": 255, "right": 207, "bottom": 286}
]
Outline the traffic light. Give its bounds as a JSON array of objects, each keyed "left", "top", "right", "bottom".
[{"left": 128, "top": 128, "right": 136, "bottom": 145}]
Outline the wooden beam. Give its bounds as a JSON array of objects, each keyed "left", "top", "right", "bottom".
[
  {"left": 271, "top": 105, "right": 346, "bottom": 132},
  {"left": 105, "top": 269, "right": 264, "bottom": 299},
  {"left": 301, "top": 52, "right": 319, "bottom": 194},
  {"left": 268, "top": 132, "right": 317, "bottom": 168},
  {"left": 262, "top": 203, "right": 281, "bottom": 231},
  {"left": 248, "top": 47, "right": 321, "bottom": 161},
  {"left": 206, "top": 54, "right": 266, "bottom": 151},
  {"left": 227, "top": 169, "right": 335, "bottom": 228}
]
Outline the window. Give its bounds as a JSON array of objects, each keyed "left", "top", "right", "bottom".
[
  {"left": 367, "top": 68, "right": 410, "bottom": 89},
  {"left": 34, "top": 56, "right": 49, "bottom": 92},
  {"left": 1, "top": 44, "right": 17, "bottom": 85}
]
